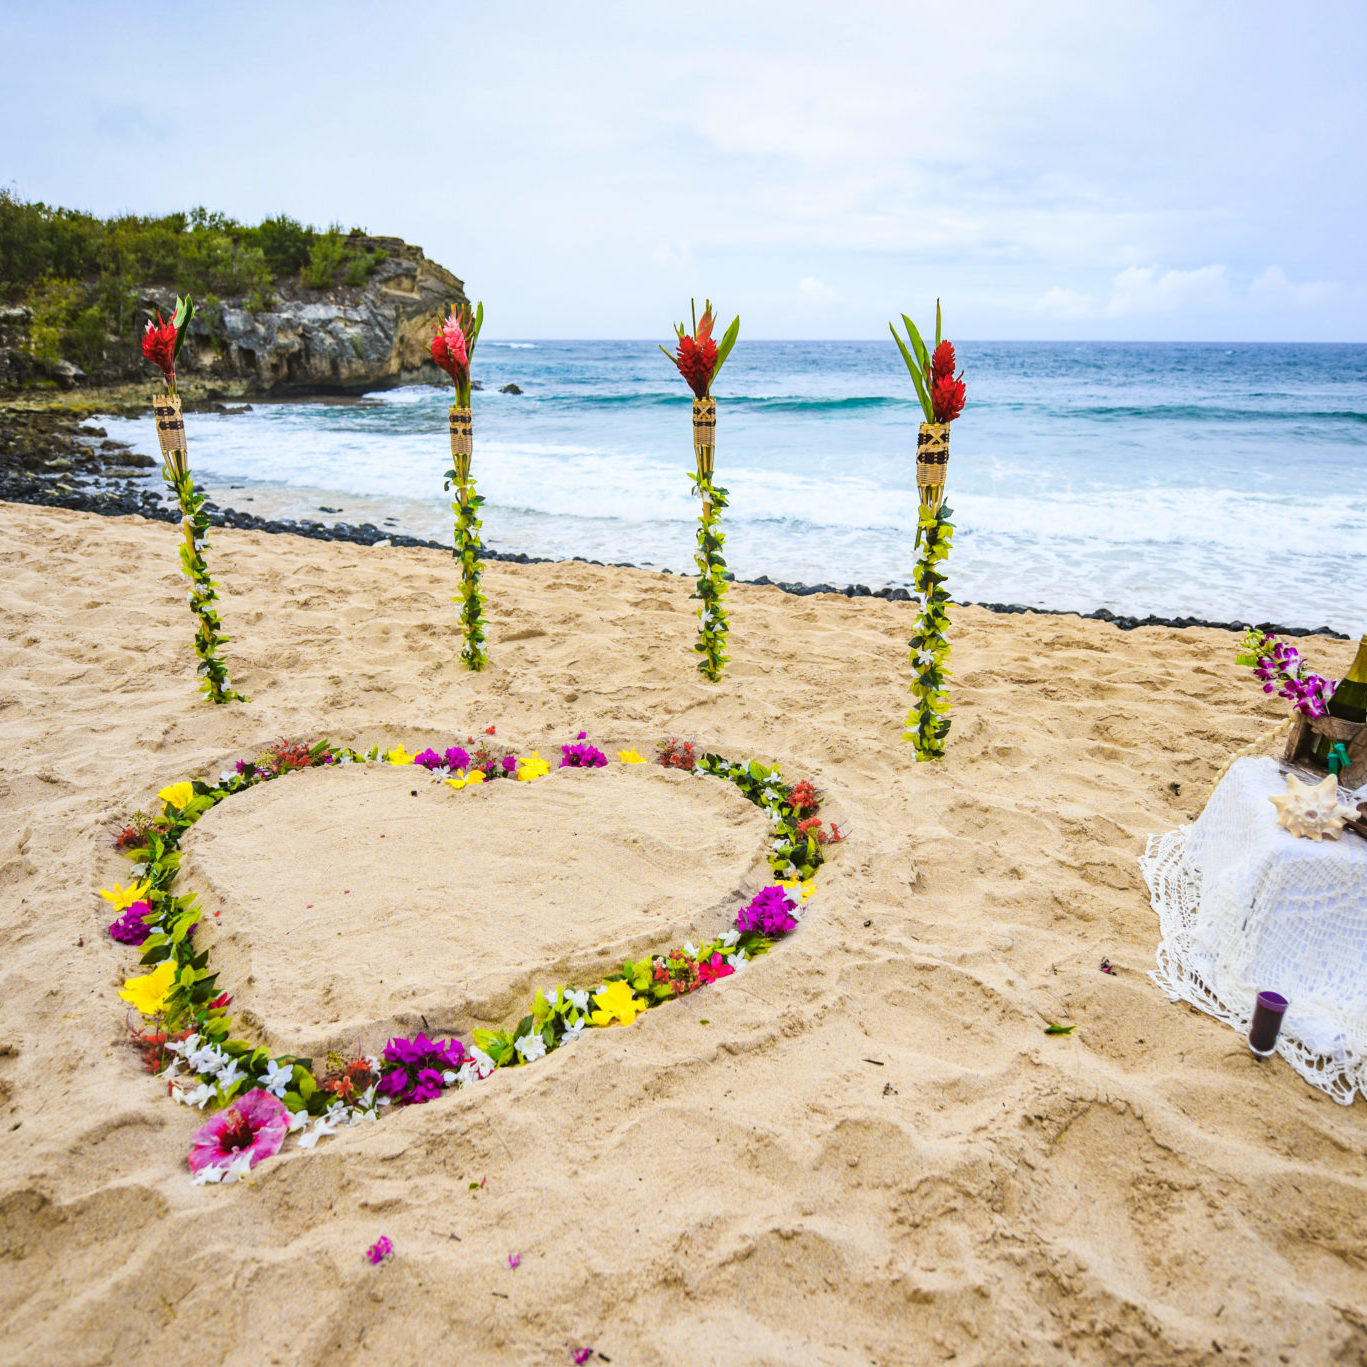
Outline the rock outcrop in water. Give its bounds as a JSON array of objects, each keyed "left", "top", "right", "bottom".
[{"left": 151, "top": 237, "right": 468, "bottom": 395}]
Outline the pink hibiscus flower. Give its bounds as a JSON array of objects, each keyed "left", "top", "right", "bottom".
[{"left": 187, "top": 1087, "right": 290, "bottom": 1177}]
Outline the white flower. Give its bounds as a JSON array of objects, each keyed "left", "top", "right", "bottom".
[
  {"left": 545, "top": 987, "right": 561, "bottom": 1007},
  {"left": 514, "top": 1031, "right": 547, "bottom": 1063},
  {"left": 771, "top": 839, "right": 788, "bottom": 852},
  {"left": 561, "top": 1017, "right": 587, "bottom": 1044},
  {"left": 442, "top": 1070, "right": 458, "bottom": 1085},
  {"left": 726, "top": 953, "right": 748, "bottom": 972},
  {"left": 453, "top": 1062, "right": 479, "bottom": 1088},
  {"left": 366, "top": 1055, "right": 383, "bottom": 1073},
  {"left": 166, "top": 1032, "right": 200, "bottom": 1060},
  {"left": 287, "top": 1109, "right": 312, "bottom": 1133},
  {"left": 297, "top": 1117, "right": 337, "bottom": 1150},
  {"left": 257, "top": 1059, "right": 292, "bottom": 1098},
  {"left": 219, "top": 769, "right": 236, "bottom": 785},
  {"left": 917, "top": 649, "right": 937, "bottom": 667},
  {"left": 566, "top": 989, "right": 590, "bottom": 1014},
  {"left": 355, "top": 1085, "right": 378, "bottom": 1111},
  {"left": 191, "top": 1152, "right": 253, "bottom": 1186},
  {"left": 323, "top": 1101, "right": 349, "bottom": 1125},
  {"left": 189, "top": 1042, "right": 228, "bottom": 1075},
  {"left": 468, "top": 1047, "right": 496, "bottom": 1079},
  {"left": 683, "top": 941, "right": 700, "bottom": 960},
  {"left": 215, "top": 1058, "right": 245, "bottom": 1093},
  {"left": 174, "top": 1082, "right": 215, "bottom": 1109},
  {"left": 720, "top": 929, "right": 740, "bottom": 948}
]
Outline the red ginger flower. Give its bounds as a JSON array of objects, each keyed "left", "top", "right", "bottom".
[
  {"left": 925, "top": 339, "right": 966, "bottom": 423},
  {"left": 431, "top": 312, "right": 470, "bottom": 382},
  {"left": 672, "top": 308, "right": 718, "bottom": 399},
  {"left": 142, "top": 313, "right": 177, "bottom": 383}
]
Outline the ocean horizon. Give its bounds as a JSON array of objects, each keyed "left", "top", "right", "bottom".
[{"left": 99, "top": 339, "right": 1367, "bottom": 636}]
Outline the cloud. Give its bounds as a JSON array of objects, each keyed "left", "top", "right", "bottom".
[
  {"left": 1104, "top": 264, "right": 1231, "bottom": 316},
  {"left": 798, "top": 276, "right": 838, "bottom": 302}
]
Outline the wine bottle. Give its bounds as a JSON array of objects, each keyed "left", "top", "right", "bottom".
[{"left": 1314, "top": 632, "right": 1367, "bottom": 761}]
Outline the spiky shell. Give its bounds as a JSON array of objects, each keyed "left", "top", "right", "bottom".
[{"left": 1269, "top": 772, "right": 1355, "bottom": 841}]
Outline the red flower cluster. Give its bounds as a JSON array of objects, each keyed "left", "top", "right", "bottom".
[
  {"left": 113, "top": 810, "right": 168, "bottom": 852},
  {"left": 788, "top": 779, "right": 821, "bottom": 817},
  {"left": 671, "top": 308, "right": 718, "bottom": 398},
  {"left": 129, "top": 1022, "right": 193, "bottom": 1074},
  {"left": 323, "top": 1056, "right": 377, "bottom": 1103},
  {"left": 926, "top": 340, "right": 966, "bottom": 423},
  {"left": 142, "top": 313, "right": 178, "bottom": 383},
  {"left": 656, "top": 737, "right": 697, "bottom": 771},
  {"left": 798, "top": 815, "right": 844, "bottom": 846},
  {"left": 653, "top": 949, "right": 701, "bottom": 996}
]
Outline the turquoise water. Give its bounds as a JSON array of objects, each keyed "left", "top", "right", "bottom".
[{"left": 101, "top": 341, "right": 1367, "bottom": 633}]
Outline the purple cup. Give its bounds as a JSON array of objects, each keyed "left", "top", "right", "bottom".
[{"left": 1248, "top": 990, "right": 1289, "bottom": 1057}]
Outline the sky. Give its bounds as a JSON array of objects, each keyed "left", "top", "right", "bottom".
[{"left": 2, "top": 0, "right": 1364, "bottom": 340}]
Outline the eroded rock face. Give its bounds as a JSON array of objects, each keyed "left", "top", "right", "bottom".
[{"left": 148, "top": 237, "right": 468, "bottom": 395}]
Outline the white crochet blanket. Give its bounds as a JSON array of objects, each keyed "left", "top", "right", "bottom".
[{"left": 1140, "top": 757, "right": 1367, "bottom": 1104}]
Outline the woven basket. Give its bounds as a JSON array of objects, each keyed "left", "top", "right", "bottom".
[
  {"left": 449, "top": 405, "right": 473, "bottom": 485},
  {"left": 692, "top": 398, "right": 716, "bottom": 479},
  {"left": 916, "top": 421, "right": 949, "bottom": 515},
  {"left": 153, "top": 393, "right": 187, "bottom": 473}
]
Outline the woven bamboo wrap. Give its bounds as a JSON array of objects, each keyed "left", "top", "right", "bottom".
[
  {"left": 1286, "top": 713, "right": 1367, "bottom": 790},
  {"left": 449, "top": 405, "right": 473, "bottom": 483},
  {"left": 692, "top": 397, "right": 716, "bottom": 478},
  {"left": 153, "top": 394, "right": 187, "bottom": 468},
  {"left": 916, "top": 421, "right": 950, "bottom": 513}
]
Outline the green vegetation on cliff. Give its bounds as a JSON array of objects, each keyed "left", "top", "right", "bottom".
[{"left": 0, "top": 192, "right": 386, "bottom": 373}]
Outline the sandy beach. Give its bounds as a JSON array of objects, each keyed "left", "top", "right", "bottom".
[{"left": 2, "top": 499, "right": 1365, "bottom": 1366}]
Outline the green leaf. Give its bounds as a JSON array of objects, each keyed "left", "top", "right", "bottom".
[
  {"left": 901, "top": 313, "right": 931, "bottom": 374},
  {"left": 935, "top": 297, "right": 942, "bottom": 347},
  {"left": 1044, "top": 1022, "right": 1075, "bottom": 1036},
  {"left": 889, "top": 321, "right": 934, "bottom": 421},
  {"left": 711, "top": 315, "right": 740, "bottom": 384}
]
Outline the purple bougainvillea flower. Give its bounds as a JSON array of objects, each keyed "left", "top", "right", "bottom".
[
  {"left": 378, "top": 1035, "right": 467, "bottom": 1104},
  {"left": 736, "top": 886, "right": 798, "bottom": 937},
  {"left": 108, "top": 901, "right": 153, "bottom": 945},
  {"left": 501, "top": 755, "right": 517, "bottom": 774},
  {"left": 560, "top": 742, "right": 608, "bottom": 769},
  {"left": 508, "top": 1253, "right": 521, "bottom": 1270},
  {"left": 366, "top": 1235, "right": 393, "bottom": 1265},
  {"left": 413, "top": 748, "right": 444, "bottom": 770},
  {"left": 444, "top": 746, "right": 470, "bottom": 770},
  {"left": 572, "top": 1350, "right": 593, "bottom": 1366},
  {"left": 187, "top": 1087, "right": 289, "bottom": 1176}
]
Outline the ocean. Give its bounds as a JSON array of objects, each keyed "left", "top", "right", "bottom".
[{"left": 99, "top": 341, "right": 1367, "bottom": 635}]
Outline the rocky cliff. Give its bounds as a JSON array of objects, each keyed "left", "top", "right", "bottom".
[
  {"left": 0, "top": 236, "right": 468, "bottom": 397},
  {"left": 151, "top": 236, "right": 468, "bottom": 395}
]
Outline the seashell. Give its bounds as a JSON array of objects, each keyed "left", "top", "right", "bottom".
[{"left": 1268, "top": 772, "right": 1356, "bottom": 841}]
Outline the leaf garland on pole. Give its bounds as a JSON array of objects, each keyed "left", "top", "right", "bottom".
[
  {"left": 432, "top": 302, "right": 487, "bottom": 670},
  {"left": 142, "top": 297, "right": 245, "bottom": 704},
  {"left": 663, "top": 300, "right": 740, "bottom": 681},
  {"left": 889, "top": 301, "right": 967, "bottom": 760}
]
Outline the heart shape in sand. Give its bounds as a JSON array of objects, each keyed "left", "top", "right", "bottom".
[
  {"left": 181, "top": 758, "right": 780, "bottom": 1057},
  {"left": 112, "top": 738, "right": 830, "bottom": 1162}
]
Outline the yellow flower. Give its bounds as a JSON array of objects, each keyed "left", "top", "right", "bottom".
[
  {"left": 780, "top": 877, "right": 816, "bottom": 902},
  {"left": 99, "top": 879, "right": 151, "bottom": 910},
  {"left": 118, "top": 960, "right": 178, "bottom": 1015},
  {"left": 386, "top": 746, "right": 415, "bottom": 766},
  {"left": 516, "top": 752, "right": 551, "bottom": 782},
  {"left": 590, "top": 980, "right": 648, "bottom": 1028},
  {"left": 616, "top": 748, "right": 646, "bottom": 765},
  {"left": 158, "top": 781, "right": 195, "bottom": 810},
  {"left": 445, "top": 769, "right": 486, "bottom": 790}
]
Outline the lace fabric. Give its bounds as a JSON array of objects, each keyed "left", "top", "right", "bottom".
[{"left": 1140, "top": 757, "right": 1367, "bottom": 1105}]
